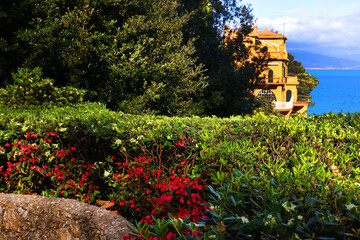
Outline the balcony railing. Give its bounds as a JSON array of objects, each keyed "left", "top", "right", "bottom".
[{"left": 273, "top": 97, "right": 294, "bottom": 110}]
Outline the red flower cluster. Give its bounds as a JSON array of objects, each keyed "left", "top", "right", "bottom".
[
  {"left": 111, "top": 156, "right": 208, "bottom": 239},
  {"left": 0, "top": 132, "right": 99, "bottom": 202}
]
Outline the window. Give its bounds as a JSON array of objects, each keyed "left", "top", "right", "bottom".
[
  {"left": 268, "top": 70, "right": 273, "bottom": 83},
  {"left": 257, "top": 89, "right": 277, "bottom": 102},
  {"left": 286, "top": 90, "right": 292, "bottom": 102}
]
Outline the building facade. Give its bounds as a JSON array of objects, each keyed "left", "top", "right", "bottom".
[{"left": 226, "top": 26, "right": 308, "bottom": 117}]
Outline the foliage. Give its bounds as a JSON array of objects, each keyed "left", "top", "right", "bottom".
[
  {"left": 0, "top": 131, "right": 100, "bottom": 202},
  {"left": 297, "top": 73, "right": 319, "bottom": 107},
  {"left": 179, "top": 0, "right": 266, "bottom": 116},
  {"left": 253, "top": 96, "right": 281, "bottom": 116},
  {"left": 0, "top": 0, "right": 265, "bottom": 117},
  {"left": 2, "top": 0, "right": 206, "bottom": 116},
  {"left": 103, "top": 156, "right": 208, "bottom": 225},
  {"left": 0, "top": 0, "right": 36, "bottom": 84},
  {"left": 2, "top": 104, "right": 360, "bottom": 238},
  {"left": 288, "top": 53, "right": 319, "bottom": 106},
  {"left": 0, "top": 67, "right": 85, "bottom": 106}
]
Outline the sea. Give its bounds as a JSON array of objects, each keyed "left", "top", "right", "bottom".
[{"left": 306, "top": 69, "right": 360, "bottom": 115}]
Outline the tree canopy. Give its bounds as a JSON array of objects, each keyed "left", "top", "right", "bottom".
[
  {"left": 0, "top": 0, "right": 264, "bottom": 116},
  {"left": 288, "top": 53, "right": 319, "bottom": 106}
]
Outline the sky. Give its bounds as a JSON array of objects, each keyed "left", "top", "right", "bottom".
[{"left": 241, "top": 0, "right": 360, "bottom": 61}]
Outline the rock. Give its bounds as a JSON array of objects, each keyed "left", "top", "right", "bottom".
[{"left": 0, "top": 193, "right": 134, "bottom": 240}]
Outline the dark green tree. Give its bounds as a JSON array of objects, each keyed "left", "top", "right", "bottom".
[
  {"left": 0, "top": 0, "right": 36, "bottom": 84},
  {"left": 4, "top": 0, "right": 207, "bottom": 116},
  {"left": 178, "top": 0, "right": 266, "bottom": 116},
  {"left": 1, "top": 0, "right": 265, "bottom": 117},
  {"left": 288, "top": 53, "right": 319, "bottom": 106}
]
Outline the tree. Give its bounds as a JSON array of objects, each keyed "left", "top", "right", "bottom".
[
  {"left": 288, "top": 53, "right": 319, "bottom": 106},
  {"left": 178, "top": 0, "right": 266, "bottom": 116},
  {"left": 0, "top": 0, "right": 36, "bottom": 85},
  {"left": 1, "top": 0, "right": 265, "bottom": 117},
  {"left": 3, "top": 0, "right": 207, "bottom": 116}
]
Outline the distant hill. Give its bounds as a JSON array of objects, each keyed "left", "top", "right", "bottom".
[{"left": 288, "top": 50, "right": 360, "bottom": 69}]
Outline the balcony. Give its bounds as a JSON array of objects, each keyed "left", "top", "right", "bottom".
[{"left": 273, "top": 97, "right": 293, "bottom": 110}]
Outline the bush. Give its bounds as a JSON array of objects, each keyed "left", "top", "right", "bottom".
[
  {"left": 1, "top": 104, "right": 360, "bottom": 238},
  {"left": 0, "top": 67, "right": 86, "bottom": 106}
]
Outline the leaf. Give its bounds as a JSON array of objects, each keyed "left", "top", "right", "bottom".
[{"left": 208, "top": 185, "right": 221, "bottom": 200}]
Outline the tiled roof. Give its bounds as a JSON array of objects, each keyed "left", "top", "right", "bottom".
[{"left": 253, "top": 29, "right": 287, "bottom": 40}]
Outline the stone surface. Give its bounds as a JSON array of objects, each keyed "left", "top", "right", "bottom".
[{"left": 0, "top": 193, "right": 134, "bottom": 240}]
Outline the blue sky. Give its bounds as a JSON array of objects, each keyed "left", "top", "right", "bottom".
[{"left": 241, "top": 0, "right": 360, "bottom": 61}]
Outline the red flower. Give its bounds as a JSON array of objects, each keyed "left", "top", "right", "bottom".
[
  {"left": 176, "top": 140, "right": 185, "bottom": 147},
  {"left": 166, "top": 232, "right": 177, "bottom": 240},
  {"left": 49, "top": 132, "right": 57, "bottom": 136},
  {"left": 58, "top": 149, "right": 69, "bottom": 157}
]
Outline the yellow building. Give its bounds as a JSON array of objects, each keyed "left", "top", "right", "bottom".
[{"left": 225, "top": 26, "right": 308, "bottom": 117}]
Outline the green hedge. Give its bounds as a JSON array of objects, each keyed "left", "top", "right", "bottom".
[{"left": 1, "top": 103, "right": 360, "bottom": 239}]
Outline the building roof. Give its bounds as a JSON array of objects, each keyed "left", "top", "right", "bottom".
[{"left": 251, "top": 28, "right": 287, "bottom": 40}]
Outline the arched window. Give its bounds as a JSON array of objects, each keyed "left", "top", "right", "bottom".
[
  {"left": 257, "top": 89, "right": 277, "bottom": 102},
  {"left": 268, "top": 70, "right": 273, "bottom": 83},
  {"left": 286, "top": 90, "right": 292, "bottom": 102}
]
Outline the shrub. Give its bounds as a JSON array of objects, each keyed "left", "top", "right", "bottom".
[
  {"left": 0, "top": 131, "right": 101, "bottom": 202},
  {"left": 2, "top": 104, "right": 360, "bottom": 238},
  {"left": 103, "top": 156, "right": 208, "bottom": 223},
  {"left": 0, "top": 67, "right": 86, "bottom": 106}
]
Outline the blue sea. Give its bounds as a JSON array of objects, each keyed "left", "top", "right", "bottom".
[{"left": 306, "top": 69, "right": 360, "bottom": 115}]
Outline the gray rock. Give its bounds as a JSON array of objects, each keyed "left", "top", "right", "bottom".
[{"left": 0, "top": 193, "right": 134, "bottom": 240}]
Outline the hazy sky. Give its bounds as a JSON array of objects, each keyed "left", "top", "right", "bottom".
[{"left": 242, "top": 0, "right": 360, "bottom": 60}]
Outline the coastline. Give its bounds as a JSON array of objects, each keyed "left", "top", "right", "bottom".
[{"left": 306, "top": 67, "right": 360, "bottom": 70}]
